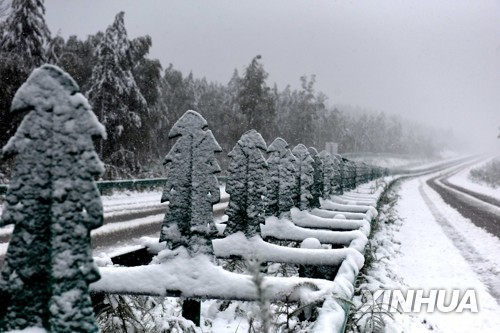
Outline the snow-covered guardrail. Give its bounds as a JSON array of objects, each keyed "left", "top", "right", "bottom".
[
  {"left": 90, "top": 183, "right": 382, "bottom": 333},
  {"left": 85, "top": 113, "right": 386, "bottom": 332}
]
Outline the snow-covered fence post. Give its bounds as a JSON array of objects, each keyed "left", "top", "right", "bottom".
[
  {"left": 0, "top": 65, "right": 105, "bottom": 333},
  {"left": 347, "top": 159, "right": 357, "bottom": 190},
  {"left": 318, "top": 150, "right": 335, "bottom": 199},
  {"left": 265, "top": 138, "right": 296, "bottom": 217},
  {"left": 341, "top": 157, "right": 351, "bottom": 192},
  {"left": 358, "top": 162, "right": 368, "bottom": 184},
  {"left": 159, "top": 110, "right": 222, "bottom": 326},
  {"left": 224, "top": 130, "right": 267, "bottom": 237},
  {"left": 291, "top": 144, "right": 314, "bottom": 210},
  {"left": 308, "top": 147, "right": 323, "bottom": 209},
  {"left": 332, "top": 154, "right": 344, "bottom": 195},
  {"left": 159, "top": 110, "right": 221, "bottom": 256}
]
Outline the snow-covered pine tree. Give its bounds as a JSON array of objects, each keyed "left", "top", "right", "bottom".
[
  {"left": 0, "top": 65, "right": 105, "bottom": 333},
  {"left": 237, "top": 55, "right": 276, "bottom": 140},
  {"left": 318, "top": 150, "right": 335, "bottom": 199},
  {"left": 291, "top": 144, "right": 314, "bottom": 210},
  {"left": 159, "top": 110, "right": 221, "bottom": 256},
  {"left": 87, "top": 12, "right": 148, "bottom": 173},
  {"left": 308, "top": 147, "right": 323, "bottom": 208},
  {"left": 0, "top": 0, "right": 50, "bottom": 68},
  {"left": 224, "top": 129, "right": 268, "bottom": 237},
  {"left": 265, "top": 138, "right": 296, "bottom": 216},
  {"left": 0, "top": 0, "right": 51, "bottom": 149}
]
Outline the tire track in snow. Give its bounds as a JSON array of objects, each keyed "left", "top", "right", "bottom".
[{"left": 418, "top": 182, "right": 500, "bottom": 305}]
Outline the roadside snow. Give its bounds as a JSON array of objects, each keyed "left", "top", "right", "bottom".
[{"left": 392, "top": 176, "right": 500, "bottom": 332}]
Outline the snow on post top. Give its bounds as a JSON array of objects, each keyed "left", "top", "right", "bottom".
[
  {"left": 0, "top": 65, "right": 104, "bottom": 333},
  {"left": 168, "top": 109, "right": 209, "bottom": 138},
  {"left": 160, "top": 110, "right": 221, "bottom": 256},
  {"left": 230, "top": 129, "right": 267, "bottom": 152},
  {"left": 267, "top": 136, "right": 288, "bottom": 153},
  {"left": 10, "top": 65, "right": 79, "bottom": 112},
  {"left": 224, "top": 129, "right": 268, "bottom": 237}
]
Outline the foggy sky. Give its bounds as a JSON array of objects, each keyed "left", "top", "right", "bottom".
[{"left": 44, "top": 0, "right": 500, "bottom": 152}]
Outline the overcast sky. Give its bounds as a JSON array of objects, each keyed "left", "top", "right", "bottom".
[{"left": 44, "top": 0, "right": 500, "bottom": 152}]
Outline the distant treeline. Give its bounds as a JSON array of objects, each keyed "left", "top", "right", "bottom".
[{"left": 0, "top": 2, "right": 454, "bottom": 179}]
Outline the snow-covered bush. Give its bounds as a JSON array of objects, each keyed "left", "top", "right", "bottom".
[
  {"left": 224, "top": 129, "right": 268, "bottom": 237},
  {"left": 265, "top": 138, "right": 296, "bottom": 216},
  {"left": 159, "top": 110, "right": 221, "bottom": 256},
  {"left": 0, "top": 65, "right": 105, "bottom": 332},
  {"left": 469, "top": 159, "right": 500, "bottom": 188},
  {"left": 291, "top": 144, "right": 314, "bottom": 210}
]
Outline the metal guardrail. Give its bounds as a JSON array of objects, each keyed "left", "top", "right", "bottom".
[
  {"left": 97, "top": 178, "right": 167, "bottom": 192},
  {"left": 0, "top": 176, "right": 229, "bottom": 196}
]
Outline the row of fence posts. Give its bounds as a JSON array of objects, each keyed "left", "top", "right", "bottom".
[{"left": 0, "top": 65, "right": 387, "bottom": 332}]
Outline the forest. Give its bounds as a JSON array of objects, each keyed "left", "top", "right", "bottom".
[{"left": 0, "top": 1, "right": 454, "bottom": 180}]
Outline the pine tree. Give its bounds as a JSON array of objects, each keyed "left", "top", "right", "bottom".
[
  {"left": 308, "top": 147, "right": 323, "bottom": 208},
  {"left": 265, "top": 138, "right": 296, "bottom": 216},
  {"left": 0, "top": 65, "right": 104, "bottom": 333},
  {"left": 224, "top": 130, "right": 268, "bottom": 237},
  {"left": 291, "top": 144, "right": 314, "bottom": 210},
  {"left": 0, "top": 0, "right": 51, "bottom": 152},
  {"left": 159, "top": 110, "right": 221, "bottom": 256},
  {"left": 237, "top": 55, "right": 276, "bottom": 140},
  {"left": 0, "top": 0, "right": 50, "bottom": 68},
  {"left": 87, "top": 12, "right": 148, "bottom": 174},
  {"left": 48, "top": 34, "right": 97, "bottom": 93}
]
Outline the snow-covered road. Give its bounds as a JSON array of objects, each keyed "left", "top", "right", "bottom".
[{"left": 391, "top": 174, "right": 500, "bottom": 332}]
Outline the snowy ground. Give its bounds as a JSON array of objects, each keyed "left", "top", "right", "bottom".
[
  {"left": 351, "top": 171, "right": 500, "bottom": 332},
  {"left": 447, "top": 156, "right": 500, "bottom": 199}
]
